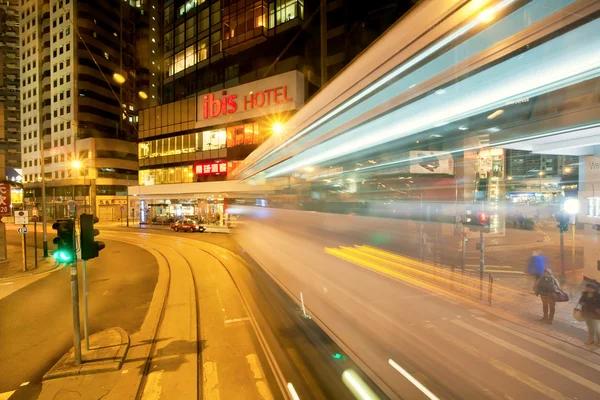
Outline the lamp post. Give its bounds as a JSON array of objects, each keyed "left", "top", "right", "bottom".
[{"left": 563, "top": 198, "right": 580, "bottom": 271}]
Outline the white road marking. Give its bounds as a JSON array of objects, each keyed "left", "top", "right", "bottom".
[
  {"left": 19, "top": 382, "right": 29, "bottom": 387},
  {"left": 224, "top": 317, "right": 250, "bottom": 324},
  {"left": 287, "top": 382, "right": 300, "bottom": 400},
  {"left": 453, "top": 319, "right": 600, "bottom": 394},
  {"left": 246, "top": 353, "right": 265, "bottom": 379},
  {"left": 203, "top": 361, "right": 220, "bottom": 400},
  {"left": 388, "top": 359, "right": 440, "bottom": 400},
  {"left": 476, "top": 317, "right": 600, "bottom": 373},
  {"left": 0, "top": 390, "right": 15, "bottom": 400},
  {"left": 121, "top": 369, "right": 129, "bottom": 374},
  {"left": 141, "top": 369, "right": 164, "bottom": 400},
  {"left": 0, "top": 282, "right": 14, "bottom": 286}
]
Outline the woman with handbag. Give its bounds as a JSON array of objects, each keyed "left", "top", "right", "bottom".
[
  {"left": 535, "top": 269, "right": 561, "bottom": 324},
  {"left": 578, "top": 283, "right": 600, "bottom": 345}
]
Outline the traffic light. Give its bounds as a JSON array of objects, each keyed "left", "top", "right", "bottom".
[
  {"left": 80, "top": 214, "right": 105, "bottom": 260},
  {"left": 463, "top": 209, "right": 490, "bottom": 232},
  {"left": 52, "top": 219, "right": 75, "bottom": 263},
  {"left": 555, "top": 211, "right": 569, "bottom": 232}
]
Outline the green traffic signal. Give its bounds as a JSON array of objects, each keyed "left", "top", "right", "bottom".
[
  {"left": 53, "top": 249, "right": 73, "bottom": 263},
  {"left": 332, "top": 352, "right": 347, "bottom": 361}
]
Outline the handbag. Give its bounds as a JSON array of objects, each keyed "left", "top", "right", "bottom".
[
  {"left": 553, "top": 289, "right": 569, "bottom": 302},
  {"left": 573, "top": 305, "right": 584, "bottom": 322}
]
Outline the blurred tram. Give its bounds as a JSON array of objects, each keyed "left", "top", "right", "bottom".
[{"left": 227, "top": 0, "right": 600, "bottom": 396}]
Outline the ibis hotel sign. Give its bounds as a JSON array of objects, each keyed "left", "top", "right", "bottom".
[{"left": 197, "top": 71, "right": 304, "bottom": 128}]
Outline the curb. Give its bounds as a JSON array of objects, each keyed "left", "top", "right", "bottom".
[
  {"left": 43, "top": 327, "right": 130, "bottom": 380},
  {"left": 0, "top": 259, "right": 60, "bottom": 281}
]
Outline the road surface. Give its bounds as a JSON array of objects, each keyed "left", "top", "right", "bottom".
[{"left": 235, "top": 213, "right": 600, "bottom": 400}]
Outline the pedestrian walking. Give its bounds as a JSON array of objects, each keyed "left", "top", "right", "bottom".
[
  {"left": 578, "top": 283, "right": 600, "bottom": 345},
  {"left": 535, "top": 269, "right": 561, "bottom": 324},
  {"left": 527, "top": 250, "right": 547, "bottom": 291}
]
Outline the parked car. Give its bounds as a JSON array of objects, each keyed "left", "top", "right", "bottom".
[{"left": 169, "top": 219, "right": 206, "bottom": 232}]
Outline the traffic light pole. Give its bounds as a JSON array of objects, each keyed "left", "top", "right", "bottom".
[
  {"left": 560, "top": 229, "right": 565, "bottom": 279},
  {"left": 82, "top": 259, "right": 89, "bottom": 351},
  {"left": 70, "top": 260, "right": 82, "bottom": 364}
]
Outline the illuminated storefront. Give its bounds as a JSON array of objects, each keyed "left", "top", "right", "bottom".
[{"left": 130, "top": 71, "right": 304, "bottom": 225}]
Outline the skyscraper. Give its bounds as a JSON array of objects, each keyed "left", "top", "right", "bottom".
[
  {"left": 20, "top": 0, "right": 150, "bottom": 220},
  {"left": 0, "top": 2, "right": 21, "bottom": 183}
]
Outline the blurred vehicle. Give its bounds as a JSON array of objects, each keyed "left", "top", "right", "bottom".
[
  {"left": 170, "top": 219, "right": 206, "bottom": 232},
  {"left": 152, "top": 215, "right": 175, "bottom": 224}
]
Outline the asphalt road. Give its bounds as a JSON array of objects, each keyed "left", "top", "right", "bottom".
[
  {"left": 97, "top": 229, "right": 384, "bottom": 400},
  {"left": 234, "top": 208, "right": 600, "bottom": 400},
  {"left": 0, "top": 237, "right": 158, "bottom": 399}
]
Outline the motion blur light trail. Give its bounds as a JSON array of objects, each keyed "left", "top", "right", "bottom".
[
  {"left": 341, "top": 369, "right": 381, "bottom": 400},
  {"left": 325, "top": 245, "right": 529, "bottom": 306}
]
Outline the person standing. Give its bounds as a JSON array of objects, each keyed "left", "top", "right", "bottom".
[
  {"left": 527, "top": 250, "right": 547, "bottom": 291},
  {"left": 535, "top": 269, "right": 560, "bottom": 324},
  {"left": 578, "top": 283, "right": 600, "bottom": 345}
]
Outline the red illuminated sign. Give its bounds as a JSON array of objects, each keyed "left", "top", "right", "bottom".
[
  {"left": 194, "top": 161, "right": 228, "bottom": 176},
  {"left": 202, "top": 86, "right": 293, "bottom": 120}
]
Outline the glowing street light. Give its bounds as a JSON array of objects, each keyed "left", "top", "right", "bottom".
[
  {"left": 564, "top": 166, "right": 572, "bottom": 174},
  {"left": 138, "top": 91, "right": 148, "bottom": 100},
  {"left": 71, "top": 160, "right": 82, "bottom": 170},
  {"left": 113, "top": 73, "right": 126, "bottom": 84},
  {"left": 272, "top": 122, "right": 284, "bottom": 135}
]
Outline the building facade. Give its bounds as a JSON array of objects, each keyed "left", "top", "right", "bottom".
[
  {"left": 129, "top": 0, "right": 414, "bottom": 225},
  {"left": 19, "top": 0, "right": 153, "bottom": 221},
  {"left": 0, "top": 2, "right": 21, "bottom": 185}
]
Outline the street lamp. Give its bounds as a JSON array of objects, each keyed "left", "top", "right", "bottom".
[
  {"left": 71, "top": 159, "right": 88, "bottom": 208},
  {"left": 272, "top": 122, "right": 284, "bottom": 135},
  {"left": 113, "top": 73, "right": 126, "bottom": 84}
]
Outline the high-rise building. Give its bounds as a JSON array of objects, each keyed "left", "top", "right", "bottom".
[
  {"left": 130, "top": 0, "right": 410, "bottom": 225},
  {"left": 325, "top": 0, "right": 417, "bottom": 80},
  {"left": 20, "top": 0, "right": 151, "bottom": 220},
  {"left": 0, "top": 2, "right": 21, "bottom": 183}
]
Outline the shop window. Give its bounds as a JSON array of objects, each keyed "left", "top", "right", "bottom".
[
  {"left": 164, "top": 30, "right": 173, "bottom": 52},
  {"left": 202, "top": 130, "right": 226, "bottom": 151},
  {"left": 186, "top": 18, "right": 196, "bottom": 40},
  {"left": 185, "top": 44, "right": 196, "bottom": 68},
  {"left": 211, "top": 1, "right": 221, "bottom": 26},
  {"left": 165, "top": 57, "right": 174, "bottom": 77},
  {"left": 197, "top": 37, "right": 209, "bottom": 62},
  {"left": 164, "top": 4, "right": 174, "bottom": 25},
  {"left": 199, "top": 8, "right": 210, "bottom": 32},
  {"left": 211, "top": 31, "right": 221, "bottom": 56},
  {"left": 175, "top": 23, "right": 185, "bottom": 47},
  {"left": 174, "top": 50, "right": 185, "bottom": 74}
]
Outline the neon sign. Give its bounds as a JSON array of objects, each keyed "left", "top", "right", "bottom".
[
  {"left": 202, "top": 86, "right": 294, "bottom": 119},
  {"left": 194, "top": 161, "right": 228, "bottom": 175}
]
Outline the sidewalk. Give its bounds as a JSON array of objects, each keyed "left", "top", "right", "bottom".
[{"left": 0, "top": 244, "right": 56, "bottom": 280}]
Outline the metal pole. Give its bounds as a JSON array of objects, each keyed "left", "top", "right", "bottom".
[
  {"left": 34, "top": 221, "right": 38, "bottom": 269},
  {"left": 82, "top": 259, "right": 89, "bottom": 351},
  {"left": 571, "top": 224, "right": 575, "bottom": 269},
  {"left": 22, "top": 225, "right": 27, "bottom": 272},
  {"left": 560, "top": 229, "right": 565, "bottom": 278},
  {"left": 126, "top": 178, "right": 129, "bottom": 227},
  {"left": 461, "top": 228, "right": 467, "bottom": 274},
  {"left": 70, "top": 261, "right": 82, "bottom": 364},
  {"left": 480, "top": 229, "right": 485, "bottom": 300}
]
